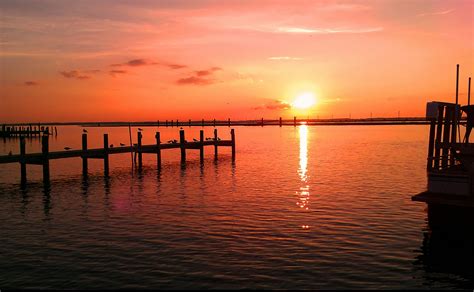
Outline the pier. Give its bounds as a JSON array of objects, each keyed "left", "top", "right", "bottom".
[
  {"left": 0, "top": 129, "right": 236, "bottom": 185},
  {"left": 0, "top": 124, "right": 57, "bottom": 138},
  {"left": 413, "top": 65, "right": 474, "bottom": 215}
]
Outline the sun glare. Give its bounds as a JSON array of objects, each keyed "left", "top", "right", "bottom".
[{"left": 292, "top": 92, "right": 316, "bottom": 109}]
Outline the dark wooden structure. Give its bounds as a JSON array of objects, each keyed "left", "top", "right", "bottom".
[
  {"left": 1, "top": 124, "right": 56, "bottom": 138},
  {"left": 413, "top": 65, "right": 474, "bottom": 212},
  {"left": 0, "top": 129, "right": 236, "bottom": 185}
]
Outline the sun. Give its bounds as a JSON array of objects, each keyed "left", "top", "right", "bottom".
[{"left": 292, "top": 92, "right": 317, "bottom": 109}]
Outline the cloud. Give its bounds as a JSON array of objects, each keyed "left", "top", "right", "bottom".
[
  {"left": 109, "top": 70, "right": 127, "bottom": 76},
  {"left": 59, "top": 70, "right": 91, "bottom": 80},
  {"left": 24, "top": 81, "right": 38, "bottom": 86},
  {"left": 176, "top": 67, "right": 221, "bottom": 85},
  {"left": 417, "top": 9, "right": 454, "bottom": 17},
  {"left": 165, "top": 63, "right": 187, "bottom": 70},
  {"left": 195, "top": 67, "right": 221, "bottom": 76},
  {"left": 276, "top": 27, "right": 383, "bottom": 34},
  {"left": 253, "top": 100, "right": 291, "bottom": 110},
  {"left": 111, "top": 58, "right": 155, "bottom": 67},
  {"left": 268, "top": 56, "right": 303, "bottom": 60},
  {"left": 111, "top": 59, "right": 187, "bottom": 70},
  {"left": 176, "top": 76, "right": 214, "bottom": 85},
  {"left": 84, "top": 69, "right": 101, "bottom": 73}
]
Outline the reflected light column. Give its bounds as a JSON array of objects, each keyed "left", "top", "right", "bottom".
[{"left": 297, "top": 125, "right": 310, "bottom": 229}]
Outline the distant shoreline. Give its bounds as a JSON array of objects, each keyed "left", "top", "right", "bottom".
[
  {"left": 1, "top": 117, "right": 463, "bottom": 127},
  {"left": 1, "top": 117, "right": 460, "bottom": 127}
]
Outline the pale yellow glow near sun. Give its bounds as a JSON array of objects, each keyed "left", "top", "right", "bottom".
[{"left": 292, "top": 92, "right": 317, "bottom": 109}]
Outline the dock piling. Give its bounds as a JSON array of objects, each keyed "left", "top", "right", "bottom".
[
  {"left": 180, "top": 129, "right": 186, "bottom": 164},
  {"left": 279, "top": 117, "right": 282, "bottom": 127},
  {"left": 433, "top": 105, "right": 444, "bottom": 169},
  {"left": 200, "top": 130, "right": 204, "bottom": 164},
  {"left": 294, "top": 116, "right": 297, "bottom": 127},
  {"left": 103, "top": 134, "right": 109, "bottom": 176},
  {"left": 42, "top": 134, "right": 50, "bottom": 183},
  {"left": 156, "top": 132, "right": 162, "bottom": 170},
  {"left": 20, "top": 136, "right": 26, "bottom": 185},
  {"left": 231, "top": 129, "right": 235, "bottom": 161},
  {"left": 214, "top": 129, "right": 218, "bottom": 159},
  {"left": 138, "top": 132, "right": 143, "bottom": 170},
  {"left": 82, "top": 133, "right": 88, "bottom": 176}
]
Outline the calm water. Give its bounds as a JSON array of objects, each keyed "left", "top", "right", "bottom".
[{"left": 0, "top": 125, "right": 472, "bottom": 289}]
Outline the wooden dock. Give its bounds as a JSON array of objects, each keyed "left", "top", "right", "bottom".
[
  {"left": 413, "top": 65, "right": 473, "bottom": 210},
  {"left": 0, "top": 124, "right": 57, "bottom": 138},
  {"left": 0, "top": 129, "right": 235, "bottom": 185}
]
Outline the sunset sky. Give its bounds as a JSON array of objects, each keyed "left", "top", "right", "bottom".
[{"left": 1, "top": 0, "right": 472, "bottom": 122}]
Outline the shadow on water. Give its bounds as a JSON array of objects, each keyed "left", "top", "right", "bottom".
[{"left": 415, "top": 204, "right": 474, "bottom": 289}]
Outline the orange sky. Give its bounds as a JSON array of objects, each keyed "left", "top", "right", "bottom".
[{"left": 1, "top": 0, "right": 473, "bottom": 122}]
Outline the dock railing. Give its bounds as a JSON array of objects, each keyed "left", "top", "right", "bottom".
[{"left": 0, "top": 129, "right": 235, "bottom": 185}]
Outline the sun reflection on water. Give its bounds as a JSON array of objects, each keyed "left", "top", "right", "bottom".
[{"left": 296, "top": 125, "right": 310, "bottom": 228}]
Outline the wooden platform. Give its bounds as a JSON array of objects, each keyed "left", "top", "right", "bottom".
[
  {"left": 0, "top": 129, "right": 235, "bottom": 185},
  {"left": 412, "top": 191, "right": 474, "bottom": 208}
]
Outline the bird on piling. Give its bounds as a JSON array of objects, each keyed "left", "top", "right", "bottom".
[
  {"left": 120, "top": 143, "right": 125, "bottom": 146},
  {"left": 217, "top": 137, "right": 221, "bottom": 141},
  {"left": 138, "top": 128, "right": 143, "bottom": 131},
  {"left": 8, "top": 151, "right": 12, "bottom": 156},
  {"left": 193, "top": 138, "right": 199, "bottom": 142},
  {"left": 110, "top": 144, "right": 114, "bottom": 148},
  {"left": 83, "top": 129, "right": 88, "bottom": 133},
  {"left": 64, "top": 147, "right": 72, "bottom": 150}
]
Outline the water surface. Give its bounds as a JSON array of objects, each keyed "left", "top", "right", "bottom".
[{"left": 0, "top": 125, "right": 472, "bottom": 289}]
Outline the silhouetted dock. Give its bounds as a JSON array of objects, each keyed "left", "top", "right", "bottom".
[
  {"left": 413, "top": 65, "right": 473, "bottom": 213},
  {"left": 1, "top": 124, "right": 57, "bottom": 137},
  {"left": 0, "top": 129, "right": 235, "bottom": 185}
]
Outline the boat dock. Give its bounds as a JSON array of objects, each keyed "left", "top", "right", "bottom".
[
  {"left": 0, "top": 124, "right": 57, "bottom": 138},
  {"left": 0, "top": 129, "right": 235, "bottom": 185},
  {"left": 412, "top": 65, "right": 473, "bottom": 213}
]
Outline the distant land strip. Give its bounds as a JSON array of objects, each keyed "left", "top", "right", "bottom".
[{"left": 3, "top": 117, "right": 465, "bottom": 127}]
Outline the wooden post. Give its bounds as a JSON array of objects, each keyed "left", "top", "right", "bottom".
[
  {"left": 42, "top": 134, "right": 50, "bottom": 183},
  {"left": 427, "top": 119, "right": 436, "bottom": 170},
  {"left": 180, "top": 129, "right": 186, "bottom": 164},
  {"left": 450, "top": 106, "right": 457, "bottom": 166},
  {"left": 137, "top": 132, "right": 142, "bottom": 169},
  {"left": 189, "top": 119, "right": 191, "bottom": 127},
  {"left": 200, "top": 130, "right": 204, "bottom": 164},
  {"left": 294, "top": 116, "right": 297, "bottom": 127},
  {"left": 202, "top": 119, "right": 204, "bottom": 127},
  {"left": 231, "top": 129, "right": 235, "bottom": 161},
  {"left": 434, "top": 105, "right": 444, "bottom": 170},
  {"left": 228, "top": 118, "right": 231, "bottom": 127},
  {"left": 213, "top": 118, "right": 216, "bottom": 127},
  {"left": 279, "top": 117, "right": 282, "bottom": 127},
  {"left": 441, "top": 107, "right": 452, "bottom": 168},
  {"left": 261, "top": 118, "right": 264, "bottom": 127},
  {"left": 156, "top": 132, "right": 161, "bottom": 170},
  {"left": 214, "top": 128, "right": 218, "bottom": 159},
  {"left": 20, "top": 136, "right": 26, "bottom": 185},
  {"left": 157, "top": 120, "right": 160, "bottom": 127},
  {"left": 166, "top": 120, "right": 168, "bottom": 127},
  {"left": 468, "top": 77, "right": 471, "bottom": 106},
  {"left": 82, "top": 133, "right": 88, "bottom": 176},
  {"left": 176, "top": 119, "right": 179, "bottom": 127},
  {"left": 103, "top": 134, "right": 109, "bottom": 176}
]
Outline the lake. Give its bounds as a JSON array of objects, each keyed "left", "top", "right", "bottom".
[{"left": 0, "top": 125, "right": 472, "bottom": 289}]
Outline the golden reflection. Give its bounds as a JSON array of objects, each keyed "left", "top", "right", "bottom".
[{"left": 296, "top": 125, "right": 310, "bottom": 221}]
